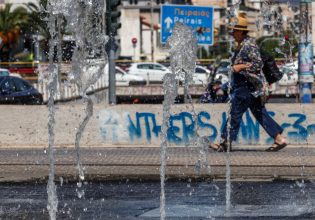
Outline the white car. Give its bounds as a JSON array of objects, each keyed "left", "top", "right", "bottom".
[
  {"left": 0, "top": 68, "right": 21, "bottom": 78},
  {"left": 191, "top": 65, "right": 211, "bottom": 86},
  {"left": 114, "top": 66, "right": 145, "bottom": 86},
  {"left": 214, "top": 61, "right": 230, "bottom": 84},
  {"left": 0, "top": 68, "right": 10, "bottom": 76},
  {"left": 77, "top": 60, "right": 146, "bottom": 87},
  {"left": 278, "top": 66, "right": 298, "bottom": 86},
  {"left": 103, "top": 64, "right": 145, "bottom": 86},
  {"left": 214, "top": 73, "right": 229, "bottom": 84},
  {"left": 127, "top": 62, "right": 171, "bottom": 84}
]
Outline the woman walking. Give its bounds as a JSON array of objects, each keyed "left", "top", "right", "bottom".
[{"left": 209, "top": 13, "right": 287, "bottom": 152}]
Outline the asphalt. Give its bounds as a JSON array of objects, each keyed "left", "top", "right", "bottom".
[{"left": 0, "top": 145, "right": 315, "bottom": 182}]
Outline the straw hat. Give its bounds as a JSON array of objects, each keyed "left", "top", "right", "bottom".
[{"left": 228, "top": 13, "right": 253, "bottom": 31}]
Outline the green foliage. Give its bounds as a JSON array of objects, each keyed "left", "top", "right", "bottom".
[
  {"left": 257, "top": 32, "right": 298, "bottom": 59},
  {"left": 208, "top": 42, "right": 229, "bottom": 59},
  {"left": 25, "top": 0, "right": 50, "bottom": 38},
  {"left": 0, "top": 4, "right": 29, "bottom": 34}
]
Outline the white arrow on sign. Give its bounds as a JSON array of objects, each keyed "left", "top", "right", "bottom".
[{"left": 164, "top": 17, "right": 173, "bottom": 29}]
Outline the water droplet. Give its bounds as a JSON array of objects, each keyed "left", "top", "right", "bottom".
[
  {"left": 59, "top": 177, "right": 64, "bottom": 186},
  {"left": 77, "top": 182, "right": 82, "bottom": 188}
]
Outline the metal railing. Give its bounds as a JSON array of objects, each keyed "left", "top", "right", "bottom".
[{"left": 33, "top": 74, "right": 108, "bottom": 103}]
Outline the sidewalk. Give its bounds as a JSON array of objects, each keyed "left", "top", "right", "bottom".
[{"left": 0, "top": 146, "right": 314, "bottom": 182}]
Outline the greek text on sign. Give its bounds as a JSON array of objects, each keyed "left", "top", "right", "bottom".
[{"left": 161, "top": 5, "right": 214, "bottom": 45}]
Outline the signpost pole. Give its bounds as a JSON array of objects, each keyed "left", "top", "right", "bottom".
[
  {"left": 299, "top": 0, "right": 314, "bottom": 103},
  {"left": 150, "top": 0, "right": 155, "bottom": 62}
]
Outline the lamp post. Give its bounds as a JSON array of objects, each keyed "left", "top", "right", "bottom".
[{"left": 298, "top": 0, "right": 314, "bottom": 103}]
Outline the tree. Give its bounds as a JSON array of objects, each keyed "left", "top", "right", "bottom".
[
  {"left": 0, "top": 4, "right": 31, "bottom": 61},
  {"left": 257, "top": 31, "right": 298, "bottom": 59},
  {"left": 25, "top": 0, "right": 50, "bottom": 38}
]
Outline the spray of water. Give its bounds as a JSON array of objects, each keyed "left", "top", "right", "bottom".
[
  {"left": 45, "top": 1, "right": 64, "bottom": 218},
  {"left": 159, "top": 22, "right": 197, "bottom": 220},
  {"left": 224, "top": 1, "right": 241, "bottom": 214},
  {"left": 45, "top": 1, "right": 107, "bottom": 218},
  {"left": 65, "top": 1, "right": 107, "bottom": 183}
]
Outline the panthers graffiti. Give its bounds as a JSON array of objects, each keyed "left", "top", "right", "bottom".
[{"left": 98, "top": 109, "right": 315, "bottom": 145}]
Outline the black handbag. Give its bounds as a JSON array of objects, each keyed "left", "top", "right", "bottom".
[{"left": 260, "top": 50, "right": 284, "bottom": 84}]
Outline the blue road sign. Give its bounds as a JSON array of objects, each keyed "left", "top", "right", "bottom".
[{"left": 161, "top": 5, "right": 214, "bottom": 45}]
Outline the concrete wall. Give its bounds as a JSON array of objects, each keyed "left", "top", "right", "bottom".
[{"left": 1, "top": 104, "right": 315, "bottom": 148}]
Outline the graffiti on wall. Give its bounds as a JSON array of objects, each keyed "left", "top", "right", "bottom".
[{"left": 98, "top": 110, "right": 315, "bottom": 145}]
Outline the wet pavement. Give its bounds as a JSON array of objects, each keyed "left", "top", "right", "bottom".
[
  {"left": 0, "top": 181, "right": 314, "bottom": 219},
  {"left": 0, "top": 146, "right": 315, "bottom": 182},
  {"left": 0, "top": 147, "right": 315, "bottom": 219}
]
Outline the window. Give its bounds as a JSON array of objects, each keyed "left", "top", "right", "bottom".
[
  {"left": 0, "top": 70, "right": 9, "bottom": 76},
  {"left": 195, "top": 67, "right": 207, "bottom": 74},
  {"left": 219, "top": 62, "right": 230, "bottom": 68},
  {"left": 137, "top": 64, "right": 151, "bottom": 70},
  {"left": 12, "top": 78, "right": 32, "bottom": 92},
  {"left": 153, "top": 64, "right": 164, "bottom": 70},
  {"left": 0, "top": 78, "right": 15, "bottom": 92}
]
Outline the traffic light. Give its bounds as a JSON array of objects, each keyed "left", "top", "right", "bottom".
[
  {"left": 156, "top": 0, "right": 165, "bottom": 4},
  {"left": 106, "top": 0, "right": 122, "bottom": 36}
]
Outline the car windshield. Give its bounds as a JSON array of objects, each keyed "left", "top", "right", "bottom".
[
  {"left": 219, "top": 62, "right": 230, "bottom": 68},
  {"left": 195, "top": 67, "right": 207, "bottom": 74}
]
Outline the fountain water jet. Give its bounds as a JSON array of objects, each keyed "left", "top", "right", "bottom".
[
  {"left": 160, "top": 22, "right": 197, "bottom": 220},
  {"left": 44, "top": 0, "right": 107, "bottom": 218}
]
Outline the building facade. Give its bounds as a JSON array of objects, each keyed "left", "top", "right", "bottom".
[{"left": 2, "top": 0, "right": 315, "bottom": 60}]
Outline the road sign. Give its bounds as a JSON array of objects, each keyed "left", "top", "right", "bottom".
[
  {"left": 161, "top": 4, "right": 214, "bottom": 45},
  {"left": 132, "top": 37, "right": 137, "bottom": 44}
]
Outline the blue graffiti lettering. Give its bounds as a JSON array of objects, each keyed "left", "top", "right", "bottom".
[
  {"left": 287, "top": 113, "right": 308, "bottom": 141},
  {"left": 128, "top": 112, "right": 161, "bottom": 142},
  {"left": 198, "top": 111, "right": 217, "bottom": 142},
  {"left": 168, "top": 115, "right": 182, "bottom": 144},
  {"left": 124, "top": 110, "right": 315, "bottom": 145}
]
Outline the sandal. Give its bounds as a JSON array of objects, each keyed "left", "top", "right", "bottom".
[
  {"left": 209, "top": 142, "right": 230, "bottom": 152},
  {"left": 265, "top": 142, "right": 287, "bottom": 152}
]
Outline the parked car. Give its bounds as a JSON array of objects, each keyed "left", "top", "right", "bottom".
[
  {"left": 192, "top": 65, "right": 211, "bottom": 85},
  {"left": 214, "top": 61, "right": 230, "bottom": 84},
  {"left": 127, "top": 62, "right": 171, "bottom": 84},
  {"left": 278, "top": 66, "right": 298, "bottom": 86},
  {"left": 114, "top": 66, "right": 146, "bottom": 86},
  {"left": 0, "top": 76, "right": 43, "bottom": 104},
  {"left": 0, "top": 68, "right": 10, "bottom": 76}
]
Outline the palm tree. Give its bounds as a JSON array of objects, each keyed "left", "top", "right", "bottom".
[
  {"left": 0, "top": 4, "right": 30, "bottom": 61},
  {"left": 25, "top": 0, "right": 50, "bottom": 38}
]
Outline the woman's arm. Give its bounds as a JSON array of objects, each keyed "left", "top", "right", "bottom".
[{"left": 232, "top": 63, "right": 252, "bottom": 73}]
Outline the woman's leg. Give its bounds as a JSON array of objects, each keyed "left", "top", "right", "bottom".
[
  {"left": 221, "top": 92, "right": 250, "bottom": 142},
  {"left": 249, "top": 98, "right": 286, "bottom": 144}
]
